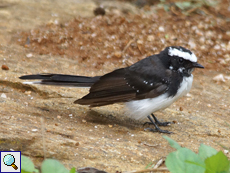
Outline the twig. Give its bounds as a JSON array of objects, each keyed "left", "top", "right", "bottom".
[
  {"left": 122, "top": 39, "right": 136, "bottom": 55},
  {"left": 186, "top": 7, "right": 198, "bottom": 15},
  {"left": 142, "top": 142, "right": 158, "bottom": 147},
  {"left": 41, "top": 117, "right": 46, "bottom": 158},
  {"left": 170, "top": 5, "right": 181, "bottom": 16},
  {"left": 153, "top": 158, "right": 164, "bottom": 169},
  {"left": 124, "top": 167, "right": 169, "bottom": 173}
]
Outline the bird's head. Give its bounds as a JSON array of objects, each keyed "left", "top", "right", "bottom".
[{"left": 163, "top": 46, "right": 204, "bottom": 76}]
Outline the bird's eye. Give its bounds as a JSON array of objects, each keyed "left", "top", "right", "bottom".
[{"left": 178, "top": 58, "right": 184, "bottom": 63}]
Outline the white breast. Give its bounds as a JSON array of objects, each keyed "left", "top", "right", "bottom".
[{"left": 125, "top": 75, "right": 193, "bottom": 120}]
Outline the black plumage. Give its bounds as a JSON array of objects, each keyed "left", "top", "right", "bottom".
[{"left": 19, "top": 46, "right": 204, "bottom": 133}]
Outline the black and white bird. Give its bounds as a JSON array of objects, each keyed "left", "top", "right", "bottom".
[{"left": 20, "top": 46, "right": 204, "bottom": 133}]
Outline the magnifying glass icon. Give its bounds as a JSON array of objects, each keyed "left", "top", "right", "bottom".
[{"left": 3, "top": 154, "right": 18, "bottom": 170}]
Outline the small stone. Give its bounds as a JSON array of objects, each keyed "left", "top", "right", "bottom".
[
  {"left": 217, "top": 58, "right": 226, "bottom": 65},
  {"left": 25, "top": 91, "right": 32, "bottom": 95},
  {"left": 213, "top": 74, "right": 225, "bottom": 82},
  {"left": 114, "top": 51, "right": 122, "bottom": 58},
  {"left": 57, "top": 115, "right": 61, "bottom": 119},
  {"left": 32, "top": 129, "right": 38, "bottom": 132},
  {"left": 1, "top": 93, "right": 7, "bottom": 98},
  {"left": 147, "top": 35, "right": 155, "bottom": 42},
  {"left": 94, "top": 7, "right": 106, "bottom": 16},
  {"left": 172, "top": 120, "right": 178, "bottom": 124},
  {"left": 188, "top": 40, "right": 196, "bottom": 49},
  {"left": 207, "top": 104, "right": 211, "bottom": 107},
  {"left": 137, "top": 40, "right": 143, "bottom": 44},
  {"left": 108, "top": 124, "right": 113, "bottom": 128},
  {"left": 214, "top": 45, "right": 220, "bottom": 50},
  {"left": 82, "top": 119, "right": 87, "bottom": 123},
  {"left": 26, "top": 53, "right": 33, "bottom": 58},
  {"left": 179, "top": 107, "right": 183, "bottom": 111},
  {"left": 224, "top": 150, "right": 229, "bottom": 154},
  {"left": 186, "top": 93, "right": 192, "bottom": 97},
  {"left": 1, "top": 65, "right": 9, "bottom": 70},
  {"left": 158, "top": 26, "right": 164, "bottom": 32}
]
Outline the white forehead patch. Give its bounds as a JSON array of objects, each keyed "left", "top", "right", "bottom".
[{"left": 168, "top": 47, "right": 197, "bottom": 62}]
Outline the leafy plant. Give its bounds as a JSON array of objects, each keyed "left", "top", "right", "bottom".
[
  {"left": 164, "top": 136, "right": 230, "bottom": 173},
  {"left": 157, "top": 0, "right": 218, "bottom": 15},
  {"left": 21, "top": 155, "right": 39, "bottom": 173},
  {"left": 21, "top": 155, "right": 76, "bottom": 173}
]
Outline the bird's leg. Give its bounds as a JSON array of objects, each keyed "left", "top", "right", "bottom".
[
  {"left": 150, "top": 113, "right": 172, "bottom": 126},
  {"left": 143, "top": 114, "right": 172, "bottom": 134},
  {"left": 143, "top": 114, "right": 172, "bottom": 126}
]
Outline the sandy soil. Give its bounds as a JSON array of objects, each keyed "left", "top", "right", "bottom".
[{"left": 0, "top": 0, "right": 230, "bottom": 172}]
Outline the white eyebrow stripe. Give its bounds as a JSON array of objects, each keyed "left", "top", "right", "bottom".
[{"left": 168, "top": 47, "right": 197, "bottom": 62}]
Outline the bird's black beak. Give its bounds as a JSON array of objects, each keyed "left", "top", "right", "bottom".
[{"left": 192, "top": 62, "right": 204, "bottom": 68}]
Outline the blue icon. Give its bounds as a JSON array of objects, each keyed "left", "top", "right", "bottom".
[{"left": 3, "top": 154, "right": 18, "bottom": 170}]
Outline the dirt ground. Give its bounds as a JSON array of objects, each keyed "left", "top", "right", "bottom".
[{"left": 0, "top": 0, "right": 230, "bottom": 172}]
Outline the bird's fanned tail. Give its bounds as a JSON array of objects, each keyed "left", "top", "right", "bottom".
[{"left": 19, "top": 74, "right": 100, "bottom": 87}]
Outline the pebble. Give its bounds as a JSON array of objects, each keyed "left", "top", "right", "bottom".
[
  {"left": 25, "top": 91, "right": 32, "bottom": 95},
  {"left": 158, "top": 26, "right": 164, "bottom": 32},
  {"left": 137, "top": 40, "right": 143, "bottom": 44},
  {"left": 213, "top": 74, "right": 225, "bottom": 82},
  {"left": 147, "top": 35, "right": 155, "bottom": 42},
  {"left": 1, "top": 65, "right": 9, "bottom": 70},
  {"left": 224, "top": 150, "right": 229, "bottom": 154},
  {"left": 214, "top": 45, "right": 221, "bottom": 50},
  {"left": 26, "top": 53, "right": 33, "bottom": 58},
  {"left": 188, "top": 40, "right": 196, "bottom": 49},
  {"left": 1, "top": 93, "right": 7, "bottom": 98},
  {"left": 114, "top": 51, "right": 122, "bottom": 58}
]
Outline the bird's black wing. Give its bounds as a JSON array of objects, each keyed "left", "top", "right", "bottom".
[
  {"left": 75, "top": 56, "right": 174, "bottom": 107},
  {"left": 125, "top": 56, "right": 173, "bottom": 99},
  {"left": 75, "top": 68, "right": 137, "bottom": 106}
]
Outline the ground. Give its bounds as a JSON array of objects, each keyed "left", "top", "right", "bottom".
[{"left": 0, "top": 0, "right": 230, "bottom": 172}]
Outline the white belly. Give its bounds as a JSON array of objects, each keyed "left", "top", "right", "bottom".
[{"left": 125, "top": 75, "right": 193, "bottom": 120}]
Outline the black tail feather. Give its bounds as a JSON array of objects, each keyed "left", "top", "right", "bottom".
[{"left": 19, "top": 74, "right": 100, "bottom": 87}]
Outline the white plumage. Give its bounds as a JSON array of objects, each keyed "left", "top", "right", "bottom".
[
  {"left": 168, "top": 47, "right": 197, "bottom": 62},
  {"left": 126, "top": 75, "right": 193, "bottom": 120}
]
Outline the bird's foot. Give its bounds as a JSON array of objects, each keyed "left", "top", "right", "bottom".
[
  {"left": 143, "top": 114, "right": 173, "bottom": 134},
  {"left": 144, "top": 127, "right": 172, "bottom": 134},
  {"left": 151, "top": 113, "right": 172, "bottom": 126},
  {"left": 143, "top": 114, "right": 172, "bottom": 126}
]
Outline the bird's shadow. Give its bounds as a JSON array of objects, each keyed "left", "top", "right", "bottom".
[{"left": 83, "top": 109, "right": 142, "bottom": 130}]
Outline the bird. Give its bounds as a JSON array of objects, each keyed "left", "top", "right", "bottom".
[{"left": 19, "top": 46, "right": 204, "bottom": 133}]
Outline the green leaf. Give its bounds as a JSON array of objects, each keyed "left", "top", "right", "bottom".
[
  {"left": 163, "top": 136, "right": 182, "bottom": 150},
  {"left": 175, "top": 2, "right": 192, "bottom": 10},
  {"left": 145, "top": 161, "right": 153, "bottom": 169},
  {"left": 198, "top": 144, "right": 218, "bottom": 161},
  {"left": 69, "top": 167, "right": 76, "bottom": 173},
  {"left": 41, "top": 159, "right": 69, "bottom": 173},
  {"left": 205, "top": 151, "right": 230, "bottom": 173},
  {"left": 165, "top": 148, "right": 205, "bottom": 173},
  {"left": 21, "top": 155, "right": 39, "bottom": 173}
]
